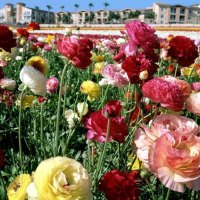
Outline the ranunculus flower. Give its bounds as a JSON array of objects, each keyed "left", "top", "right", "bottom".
[
  {"left": 185, "top": 92, "right": 200, "bottom": 116},
  {"left": 99, "top": 170, "right": 140, "bottom": 200},
  {"left": 160, "top": 75, "right": 191, "bottom": 100},
  {"left": 102, "top": 100, "right": 122, "bottom": 117},
  {"left": 34, "top": 156, "right": 93, "bottom": 200},
  {"left": 125, "top": 20, "right": 160, "bottom": 54},
  {"left": 16, "top": 28, "right": 30, "bottom": 38},
  {"left": 191, "top": 82, "right": 200, "bottom": 92},
  {"left": 80, "top": 80, "right": 101, "bottom": 101},
  {"left": 16, "top": 95, "right": 37, "bottom": 109},
  {"left": 0, "top": 78, "right": 16, "bottom": 90},
  {"left": 0, "top": 25, "right": 16, "bottom": 52},
  {"left": 64, "top": 109, "right": 79, "bottom": 129},
  {"left": 168, "top": 36, "right": 198, "bottom": 67},
  {"left": 142, "top": 78, "right": 184, "bottom": 111},
  {"left": 46, "top": 77, "right": 59, "bottom": 94},
  {"left": 27, "top": 182, "right": 38, "bottom": 200},
  {"left": 27, "top": 22, "right": 40, "bottom": 30},
  {"left": 20, "top": 66, "right": 47, "bottom": 96},
  {"left": 7, "top": 174, "right": 32, "bottom": 200},
  {"left": 77, "top": 102, "right": 89, "bottom": 116},
  {"left": 57, "top": 36, "right": 93, "bottom": 69},
  {"left": 99, "top": 64, "right": 129, "bottom": 88},
  {"left": 85, "top": 104, "right": 128, "bottom": 143},
  {"left": 134, "top": 114, "right": 200, "bottom": 192}
]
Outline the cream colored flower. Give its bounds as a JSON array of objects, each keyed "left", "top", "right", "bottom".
[
  {"left": 0, "top": 78, "right": 16, "bottom": 90},
  {"left": 77, "top": 102, "right": 88, "bottom": 116},
  {"left": 20, "top": 66, "right": 47, "bottom": 96},
  {"left": 7, "top": 174, "right": 32, "bottom": 200},
  {"left": 27, "top": 182, "right": 38, "bottom": 200},
  {"left": 34, "top": 157, "right": 93, "bottom": 200},
  {"left": 64, "top": 109, "right": 80, "bottom": 128}
]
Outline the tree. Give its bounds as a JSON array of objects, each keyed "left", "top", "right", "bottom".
[
  {"left": 88, "top": 3, "right": 94, "bottom": 23},
  {"left": 60, "top": 5, "right": 64, "bottom": 12},
  {"left": 109, "top": 11, "right": 120, "bottom": 24},
  {"left": 74, "top": 4, "right": 79, "bottom": 11},
  {"left": 145, "top": 11, "right": 155, "bottom": 19},
  {"left": 104, "top": 2, "right": 109, "bottom": 10},
  {"left": 63, "top": 13, "right": 71, "bottom": 24},
  {"left": 46, "top": 5, "right": 52, "bottom": 24},
  {"left": 34, "top": 6, "right": 40, "bottom": 22},
  {"left": 128, "top": 10, "right": 141, "bottom": 19}
]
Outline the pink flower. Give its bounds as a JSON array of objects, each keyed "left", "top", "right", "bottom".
[
  {"left": 46, "top": 77, "right": 59, "bottom": 94},
  {"left": 134, "top": 114, "right": 200, "bottom": 192},
  {"left": 160, "top": 75, "right": 191, "bottom": 100},
  {"left": 57, "top": 36, "right": 93, "bottom": 69},
  {"left": 191, "top": 82, "right": 200, "bottom": 92},
  {"left": 0, "top": 78, "right": 16, "bottom": 90},
  {"left": 185, "top": 92, "right": 200, "bottom": 116},
  {"left": 125, "top": 20, "right": 160, "bottom": 54},
  {"left": 85, "top": 103, "right": 128, "bottom": 143},
  {"left": 142, "top": 78, "right": 184, "bottom": 111},
  {"left": 99, "top": 64, "right": 129, "bottom": 88}
]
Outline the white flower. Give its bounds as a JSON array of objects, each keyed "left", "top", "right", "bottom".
[
  {"left": 77, "top": 102, "right": 88, "bottom": 116},
  {"left": 116, "top": 38, "right": 126, "bottom": 45},
  {"left": 27, "top": 182, "right": 38, "bottom": 200},
  {"left": 20, "top": 66, "right": 47, "bottom": 96},
  {"left": 64, "top": 109, "right": 80, "bottom": 129},
  {"left": 16, "top": 56, "right": 22, "bottom": 61},
  {"left": 0, "top": 78, "right": 16, "bottom": 90}
]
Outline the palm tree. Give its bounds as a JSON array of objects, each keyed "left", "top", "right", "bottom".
[
  {"left": 46, "top": 5, "right": 52, "bottom": 24},
  {"left": 88, "top": 3, "right": 94, "bottom": 23},
  {"left": 34, "top": 6, "right": 40, "bottom": 22},
  {"left": 104, "top": 2, "right": 109, "bottom": 10},
  {"left": 74, "top": 4, "right": 79, "bottom": 11},
  {"left": 60, "top": 5, "right": 65, "bottom": 12}
]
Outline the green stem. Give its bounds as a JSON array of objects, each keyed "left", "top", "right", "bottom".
[
  {"left": 18, "top": 88, "right": 26, "bottom": 172},
  {"left": 54, "top": 61, "right": 69, "bottom": 156},
  {"left": 165, "top": 188, "right": 171, "bottom": 200},
  {"left": 145, "top": 179, "right": 156, "bottom": 200},
  {"left": 0, "top": 171, "right": 6, "bottom": 199},
  {"left": 40, "top": 103, "right": 44, "bottom": 152},
  {"left": 98, "top": 85, "right": 109, "bottom": 109}
]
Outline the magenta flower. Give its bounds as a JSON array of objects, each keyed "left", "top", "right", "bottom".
[{"left": 46, "top": 77, "right": 59, "bottom": 94}]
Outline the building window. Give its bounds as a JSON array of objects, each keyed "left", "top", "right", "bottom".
[
  {"left": 180, "top": 15, "right": 185, "bottom": 21},
  {"left": 198, "top": 11, "right": 200, "bottom": 15},
  {"left": 170, "top": 15, "right": 176, "bottom": 20},
  {"left": 180, "top": 8, "right": 185, "bottom": 15},
  {"left": 161, "top": 14, "right": 164, "bottom": 18},
  {"left": 171, "top": 7, "right": 176, "bottom": 14},
  {"left": 161, "top": 7, "right": 166, "bottom": 12}
]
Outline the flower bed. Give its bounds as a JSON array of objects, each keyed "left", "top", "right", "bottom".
[{"left": 0, "top": 21, "right": 200, "bottom": 200}]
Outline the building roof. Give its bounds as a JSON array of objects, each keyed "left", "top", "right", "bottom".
[{"left": 154, "top": 2, "right": 189, "bottom": 8}]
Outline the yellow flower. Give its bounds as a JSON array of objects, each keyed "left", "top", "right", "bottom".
[
  {"left": 7, "top": 174, "right": 32, "bottom": 200},
  {"left": 91, "top": 53, "right": 104, "bottom": 62},
  {"left": 34, "top": 157, "right": 93, "bottom": 200},
  {"left": 26, "top": 56, "right": 49, "bottom": 76},
  {"left": 16, "top": 95, "right": 37, "bottom": 108},
  {"left": 0, "top": 48, "right": 11, "bottom": 62},
  {"left": 45, "top": 35, "right": 55, "bottom": 44},
  {"left": 80, "top": 80, "right": 101, "bottom": 101},
  {"left": 181, "top": 66, "right": 196, "bottom": 77},
  {"left": 127, "top": 153, "right": 143, "bottom": 170},
  {"left": 93, "top": 62, "right": 104, "bottom": 74}
]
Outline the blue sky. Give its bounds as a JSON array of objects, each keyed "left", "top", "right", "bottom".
[{"left": 0, "top": 0, "right": 199, "bottom": 11}]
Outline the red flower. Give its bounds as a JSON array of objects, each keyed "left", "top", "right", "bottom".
[
  {"left": 0, "top": 25, "right": 16, "bottom": 52},
  {"left": 142, "top": 78, "right": 184, "bottom": 111},
  {"left": 27, "top": 22, "right": 40, "bottom": 30},
  {"left": 168, "top": 36, "right": 198, "bottom": 67},
  {"left": 0, "top": 149, "right": 5, "bottom": 168},
  {"left": 103, "top": 100, "right": 122, "bottom": 117},
  {"left": 57, "top": 36, "right": 93, "bottom": 69},
  {"left": 85, "top": 106, "right": 128, "bottom": 143},
  {"left": 99, "top": 170, "right": 140, "bottom": 200},
  {"left": 16, "top": 28, "right": 30, "bottom": 38},
  {"left": 125, "top": 20, "right": 160, "bottom": 54},
  {"left": 0, "top": 68, "right": 4, "bottom": 79}
]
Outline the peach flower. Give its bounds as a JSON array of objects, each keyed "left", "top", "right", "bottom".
[
  {"left": 134, "top": 114, "right": 200, "bottom": 192},
  {"left": 185, "top": 92, "right": 200, "bottom": 116}
]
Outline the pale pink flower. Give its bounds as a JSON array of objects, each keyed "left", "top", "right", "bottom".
[
  {"left": 46, "top": 77, "right": 59, "bottom": 94},
  {"left": 134, "top": 114, "right": 200, "bottom": 192},
  {"left": 191, "top": 82, "right": 200, "bottom": 92},
  {"left": 0, "top": 78, "right": 16, "bottom": 90},
  {"left": 185, "top": 92, "right": 200, "bottom": 116},
  {"left": 99, "top": 64, "right": 129, "bottom": 88}
]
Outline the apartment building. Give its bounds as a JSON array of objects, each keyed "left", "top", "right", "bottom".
[
  {"left": 0, "top": 2, "right": 55, "bottom": 24},
  {"left": 152, "top": 2, "right": 200, "bottom": 24}
]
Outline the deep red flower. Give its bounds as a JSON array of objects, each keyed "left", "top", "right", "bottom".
[
  {"left": 27, "top": 22, "right": 40, "bottom": 30},
  {"left": 168, "top": 36, "right": 198, "bottom": 67},
  {"left": 16, "top": 28, "right": 30, "bottom": 38},
  {"left": 103, "top": 100, "right": 122, "bottom": 117},
  {"left": 125, "top": 20, "right": 160, "bottom": 54},
  {"left": 85, "top": 107, "right": 128, "bottom": 143},
  {"left": 57, "top": 36, "right": 93, "bottom": 69},
  {"left": 0, "top": 25, "right": 16, "bottom": 52},
  {"left": 142, "top": 78, "right": 184, "bottom": 111},
  {"left": 0, "top": 149, "right": 5, "bottom": 168},
  {"left": 0, "top": 68, "right": 4, "bottom": 79},
  {"left": 99, "top": 170, "right": 140, "bottom": 200}
]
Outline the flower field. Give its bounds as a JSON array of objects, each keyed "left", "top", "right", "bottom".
[{"left": 1, "top": 21, "right": 200, "bottom": 200}]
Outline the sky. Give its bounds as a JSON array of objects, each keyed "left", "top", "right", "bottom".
[{"left": 0, "top": 0, "right": 199, "bottom": 12}]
